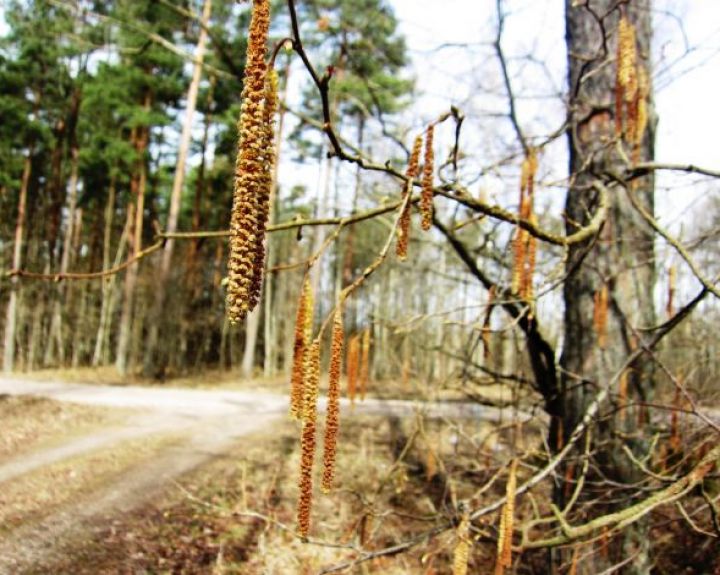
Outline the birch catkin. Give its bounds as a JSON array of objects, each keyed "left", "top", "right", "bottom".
[
  {"left": 248, "top": 68, "right": 279, "bottom": 310},
  {"left": 494, "top": 459, "right": 518, "bottom": 575},
  {"left": 290, "top": 278, "right": 313, "bottom": 419},
  {"left": 359, "top": 327, "right": 371, "bottom": 401},
  {"left": 396, "top": 135, "right": 423, "bottom": 260},
  {"left": 452, "top": 510, "right": 471, "bottom": 575},
  {"left": 321, "top": 306, "right": 344, "bottom": 493},
  {"left": 615, "top": 15, "right": 639, "bottom": 139},
  {"left": 346, "top": 334, "right": 360, "bottom": 405},
  {"left": 512, "top": 151, "right": 537, "bottom": 300},
  {"left": 226, "top": 0, "right": 272, "bottom": 324},
  {"left": 297, "top": 340, "right": 321, "bottom": 537},
  {"left": 420, "top": 124, "right": 435, "bottom": 231}
]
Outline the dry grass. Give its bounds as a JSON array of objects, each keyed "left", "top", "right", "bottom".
[
  {"left": 27, "top": 404, "right": 720, "bottom": 575},
  {"left": 43, "top": 411, "right": 543, "bottom": 574}
]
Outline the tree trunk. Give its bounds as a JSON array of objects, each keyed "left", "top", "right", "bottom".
[
  {"left": 263, "top": 60, "right": 290, "bottom": 378},
  {"left": 562, "top": 1, "right": 655, "bottom": 571},
  {"left": 3, "top": 145, "right": 34, "bottom": 373},
  {"left": 144, "top": 0, "right": 213, "bottom": 377},
  {"left": 116, "top": 110, "right": 150, "bottom": 375},
  {"left": 92, "top": 174, "right": 118, "bottom": 366}
]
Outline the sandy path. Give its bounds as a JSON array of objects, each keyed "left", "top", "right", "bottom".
[
  {"left": 0, "top": 413, "right": 278, "bottom": 573},
  {"left": 0, "top": 378, "right": 287, "bottom": 574},
  {"left": 0, "top": 376, "right": 715, "bottom": 573},
  {"left": 0, "top": 376, "right": 534, "bottom": 573}
]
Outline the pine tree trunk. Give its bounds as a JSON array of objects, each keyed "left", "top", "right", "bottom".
[
  {"left": 3, "top": 146, "right": 33, "bottom": 373},
  {"left": 116, "top": 112, "right": 150, "bottom": 375},
  {"left": 144, "top": 0, "right": 213, "bottom": 377},
  {"left": 92, "top": 175, "right": 118, "bottom": 366},
  {"left": 263, "top": 61, "right": 290, "bottom": 378}
]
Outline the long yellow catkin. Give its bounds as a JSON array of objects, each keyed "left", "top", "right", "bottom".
[
  {"left": 302, "top": 339, "right": 321, "bottom": 423},
  {"left": 521, "top": 214, "right": 537, "bottom": 301},
  {"left": 420, "top": 124, "right": 435, "bottom": 231},
  {"left": 396, "top": 135, "right": 423, "bottom": 260},
  {"left": 227, "top": 0, "right": 272, "bottom": 324},
  {"left": 346, "top": 334, "right": 360, "bottom": 405},
  {"left": 512, "top": 152, "right": 537, "bottom": 299},
  {"left": 452, "top": 511, "right": 471, "bottom": 575},
  {"left": 248, "top": 68, "right": 279, "bottom": 310},
  {"left": 297, "top": 340, "right": 321, "bottom": 538},
  {"left": 321, "top": 306, "right": 344, "bottom": 493},
  {"left": 617, "top": 16, "right": 637, "bottom": 99},
  {"left": 615, "top": 15, "right": 638, "bottom": 139},
  {"left": 290, "top": 278, "right": 313, "bottom": 419},
  {"left": 632, "top": 64, "right": 649, "bottom": 162},
  {"left": 494, "top": 459, "right": 518, "bottom": 575},
  {"left": 359, "top": 327, "right": 371, "bottom": 401}
]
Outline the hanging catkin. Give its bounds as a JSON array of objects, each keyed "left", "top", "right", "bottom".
[
  {"left": 494, "top": 459, "right": 518, "bottom": 575},
  {"left": 420, "top": 124, "right": 435, "bottom": 231},
  {"left": 226, "top": 0, "right": 272, "bottom": 324},
  {"left": 396, "top": 135, "right": 423, "bottom": 260},
  {"left": 290, "top": 277, "right": 314, "bottom": 419},
  {"left": 615, "top": 15, "right": 638, "bottom": 138},
  {"left": 521, "top": 214, "right": 537, "bottom": 301},
  {"left": 452, "top": 510, "right": 471, "bottom": 575},
  {"left": 359, "top": 327, "right": 371, "bottom": 401},
  {"left": 248, "top": 68, "right": 279, "bottom": 310},
  {"left": 346, "top": 334, "right": 360, "bottom": 405},
  {"left": 321, "top": 306, "right": 344, "bottom": 493},
  {"left": 297, "top": 340, "right": 321, "bottom": 538},
  {"left": 633, "top": 65, "right": 649, "bottom": 153},
  {"left": 512, "top": 151, "right": 537, "bottom": 300}
]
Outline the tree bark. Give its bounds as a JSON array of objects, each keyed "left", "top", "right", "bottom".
[{"left": 562, "top": 1, "right": 656, "bottom": 571}]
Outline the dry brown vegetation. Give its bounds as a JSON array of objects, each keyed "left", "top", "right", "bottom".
[{"left": 21, "top": 410, "right": 716, "bottom": 574}]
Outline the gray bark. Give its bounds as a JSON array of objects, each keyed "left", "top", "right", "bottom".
[{"left": 561, "top": 1, "right": 656, "bottom": 571}]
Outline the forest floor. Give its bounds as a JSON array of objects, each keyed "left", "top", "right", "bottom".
[
  {"left": 0, "top": 375, "right": 513, "bottom": 574},
  {"left": 3, "top": 375, "right": 716, "bottom": 574}
]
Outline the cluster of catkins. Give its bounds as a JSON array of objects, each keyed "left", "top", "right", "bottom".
[
  {"left": 396, "top": 124, "right": 436, "bottom": 260},
  {"left": 291, "top": 283, "right": 349, "bottom": 537},
  {"left": 226, "top": 0, "right": 278, "bottom": 324}
]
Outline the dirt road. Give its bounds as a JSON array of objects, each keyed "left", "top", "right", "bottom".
[
  {"left": 0, "top": 376, "right": 514, "bottom": 573},
  {"left": 0, "top": 378, "right": 287, "bottom": 573}
]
